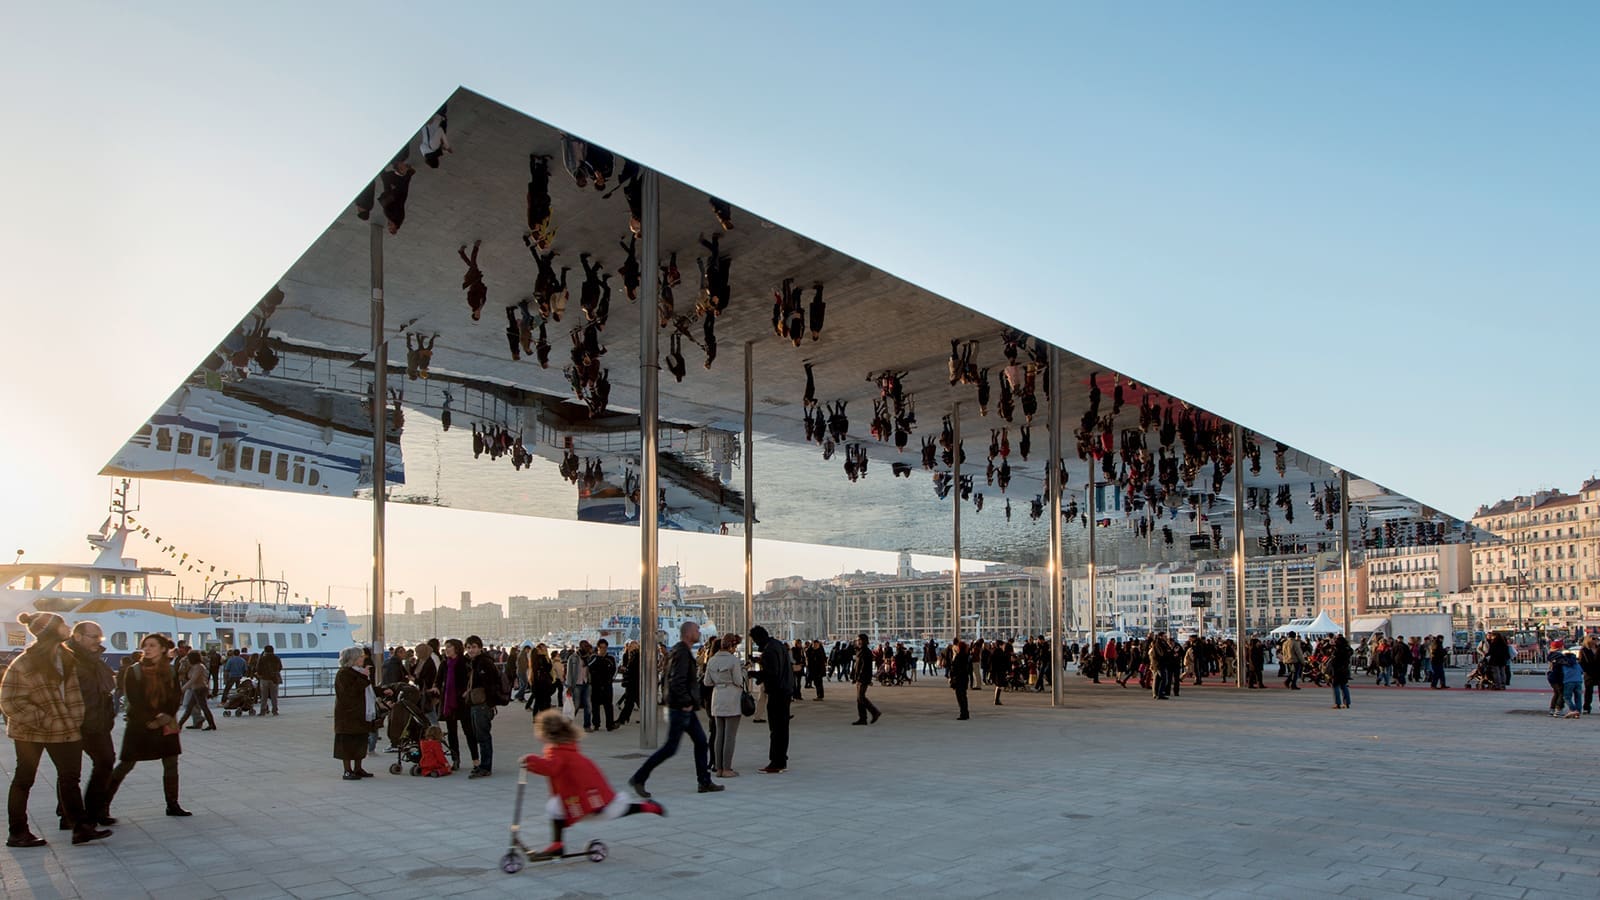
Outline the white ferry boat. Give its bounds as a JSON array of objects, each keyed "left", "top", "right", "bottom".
[
  {"left": 0, "top": 486, "right": 356, "bottom": 665},
  {"left": 102, "top": 375, "right": 403, "bottom": 498}
]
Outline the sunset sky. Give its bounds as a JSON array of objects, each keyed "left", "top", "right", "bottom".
[{"left": 2, "top": 2, "right": 1595, "bottom": 614}]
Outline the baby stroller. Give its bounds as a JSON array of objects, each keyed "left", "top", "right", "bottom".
[
  {"left": 380, "top": 683, "right": 429, "bottom": 775},
  {"left": 1464, "top": 659, "right": 1498, "bottom": 690},
  {"left": 221, "top": 677, "right": 260, "bottom": 716}
]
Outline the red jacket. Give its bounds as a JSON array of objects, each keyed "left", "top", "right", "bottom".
[
  {"left": 419, "top": 739, "right": 451, "bottom": 776},
  {"left": 523, "top": 742, "right": 615, "bottom": 823}
]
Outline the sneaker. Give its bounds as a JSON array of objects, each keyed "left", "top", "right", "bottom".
[
  {"left": 530, "top": 842, "right": 564, "bottom": 861},
  {"left": 628, "top": 778, "right": 652, "bottom": 799},
  {"left": 697, "top": 782, "right": 726, "bottom": 793},
  {"left": 757, "top": 766, "right": 785, "bottom": 774}
]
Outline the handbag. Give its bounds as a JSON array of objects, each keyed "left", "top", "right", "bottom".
[
  {"left": 466, "top": 664, "right": 487, "bottom": 706},
  {"left": 739, "top": 682, "right": 757, "bottom": 718}
]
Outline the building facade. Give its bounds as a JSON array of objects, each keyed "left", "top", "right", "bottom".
[{"left": 1470, "top": 482, "right": 1600, "bottom": 631}]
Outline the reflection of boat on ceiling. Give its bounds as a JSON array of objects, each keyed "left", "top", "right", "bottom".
[{"left": 104, "top": 375, "right": 404, "bottom": 497}]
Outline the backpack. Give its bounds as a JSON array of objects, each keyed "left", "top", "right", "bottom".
[
  {"left": 496, "top": 664, "right": 514, "bottom": 706},
  {"left": 1547, "top": 662, "right": 1564, "bottom": 688}
]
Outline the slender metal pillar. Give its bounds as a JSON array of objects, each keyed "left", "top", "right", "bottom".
[
  {"left": 1047, "top": 348, "right": 1064, "bottom": 706},
  {"left": 368, "top": 222, "right": 386, "bottom": 660},
  {"left": 1087, "top": 481, "right": 1097, "bottom": 652},
  {"left": 1233, "top": 425, "right": 1247, "bottom": 687},
  {"left": 952, "top": 401, "right": 962, "bottom": 640},
  {"left": 1340, "top": 470, "right": 1352, "bottom": 637},
  {"left": 743, "top": 340, "right": 755, "bottom": 664},
  {"left": 638, "top": 170, "right": 661, "bottom": 749}
]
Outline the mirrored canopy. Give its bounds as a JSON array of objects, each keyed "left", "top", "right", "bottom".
[{"left": 105, "top": 87, "right": 1484, "bottom": 567}]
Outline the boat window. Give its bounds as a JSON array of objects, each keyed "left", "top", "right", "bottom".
[
  {"left": 134, "top": 632, "right": 148, "bottom": 646},
  {"left": 275, "top": 455, "right": 288, "bottom": 481},
  {"left": 59, "top": 576, "right": 89, "bottom": 593},
  {"left": 258, "top": 450, "right": 272, "bottom": 474},
  {"left": 292, "top": 457, "right": 305, "bottom": 484},
  {"left": 136, "top": 424, "right": 152, "bottom": 437},
  {"left": 291, "top": 633, "right": 303, "bottom": 649},
  {"left": 256, "top": 632, "right": 269, "bottom": 648},
  {"left": 274, "top": 632, "right": 287, "bottom": 648},
  {"left": 177, "top": 432, "right": 194, "bottom": 455},
  {"left": 308, "top": 469, "right": 320, "bottom": 487},
  {"left": 307, "top": 633, "right": 318, "bottom": 648},
  {"left": 178, "top": 633, "right": 192, "bottom": 646},
  {"left": 239, "top": 446, "right": 255, "bottom": 470},
  {"left": 219, "top": 442, "right": 236, "bottom": 472},
  {"left": 110, "top": 632, "right": 128, "bottom": 651},
  {"left": 34, "top": 597, "right": 79, "bottom": 612},
  {"left": 124, "top": 576, "right": 144, "bottom": 596},
  {"left": 197, "top": 436, "right": 214, "bottom": 458},
  {"left": 156, "top": 428, "right": 173, "bottom": 452}
]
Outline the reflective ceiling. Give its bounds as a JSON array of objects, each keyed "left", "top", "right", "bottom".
[{"left": 104, "top": 87, "right": 1484, "bottom": 568}]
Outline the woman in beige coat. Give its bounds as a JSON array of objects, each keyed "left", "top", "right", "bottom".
[{"left": 703, "top": 635, "right": 746, "bottom": 778}]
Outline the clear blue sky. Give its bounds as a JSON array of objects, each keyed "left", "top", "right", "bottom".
[{"left": 1, "top": 2, "right": 1595, "bottom": 609}]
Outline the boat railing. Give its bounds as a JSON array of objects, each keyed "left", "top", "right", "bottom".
[{"left": 280, "top": 666, "right": 338, "bottom": 697}]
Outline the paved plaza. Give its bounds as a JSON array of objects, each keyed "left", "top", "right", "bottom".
[{"left": 3, "top": 675, "right": 1599, "bottom": 899}]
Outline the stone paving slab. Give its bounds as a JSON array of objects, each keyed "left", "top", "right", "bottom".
[{"left": 3, "top": 677, "right": 1600, "bottom": 898}]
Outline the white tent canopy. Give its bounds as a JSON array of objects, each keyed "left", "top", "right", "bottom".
[{"left": 1268, "top": 611, "right": 1343, "bottom": 637}]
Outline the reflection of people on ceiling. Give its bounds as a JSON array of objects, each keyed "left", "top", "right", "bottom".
[
  {"left": 617, "top": 237, "right": 640, "bottom": 301},
  {"left": 526, "top": 154, "right": 556, "bottom": 249},
  {"left": 603, "top": 158, "right": 643, "bottom": 237},
  {"left": 405, "top": 333, "right": 435, "bottom": 380},
  {"left": 353, "top": 178, "right": 376, "bottom": 221},
  {"left": 459, "top": 241, "right": 487, "bottom": 321},
  {"left": 378, "top": 160, "right": 415, "bottom": 235},
  {"left": 665, "top": 332, "right": 687, "bottom": 383},
  {"left": 441, "top": 389, "right": 453, "bottom": 432},
  {"left": 697, "top": 234, "right": 730, "bottom": 317},
  {"left": 702, "top": 313, "right": 716, "bottom": 369},
  {"left": 418, "top": 103, "right": 452, "bottom": 169},
  {"left": 503, "top": 306, "right": 522, "bottom": 361},
  {"left": 808, "top": 283, "right": 825, "bottom": 341},
  {"left": 560, "top": 134, "right": 614, "bottom": 190},
  {"left": 709, "top": 196, "right": 734, "bottom": 231}
]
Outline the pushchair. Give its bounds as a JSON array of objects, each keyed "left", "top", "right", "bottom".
[
  {"left": 380, "top": 683, "right": 429, "bottom": 775},
  {"left": 221, "top": 677, "right": 260, "bottom": 716},
  {"left": 1464, "top": 659, "right": 1499, "bottom": 690}
]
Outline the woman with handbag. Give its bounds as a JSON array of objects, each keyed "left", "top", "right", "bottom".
[
  {"left": 105, "top": 634, "right": 190, "bottom": 817},
  {"left": 703, "top": 635, "right": 747, "bottom": 778},
  {"left": 333, "top": 646, "right": 377, "bottom": 780}
]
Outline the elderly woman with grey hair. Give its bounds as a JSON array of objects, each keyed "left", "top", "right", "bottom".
[{"left": 334, "top": 646, "right": 377, "bottom": 780}]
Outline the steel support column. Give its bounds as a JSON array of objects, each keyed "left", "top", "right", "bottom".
[
  {"left": 1340, "top": 469, "right": 1351, "bottom": 638},
  {"left": 1087, "top": 482, "right": 1098, "bottom": 653},
  {"left": 1233, "top": 425, "right": 1247, "bottom": 687},
  {"left": 638, "top": 170, "right": 661, "bottom": 749},
  {"left": 952, "top": 401, "right": 962, "bottom": 640},
  {"left": 1048, "top": 347, "right": 1063, "bottom": 706},
  {"left": 743, "top": 340, "right": 755, "bottom": 664},
  {"left": 368, "top": 222, "right": 386, "bottom": 663}
]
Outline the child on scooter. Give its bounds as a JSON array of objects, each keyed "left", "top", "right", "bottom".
[{"left": 522, "top": 709, "right": 664, "bottom": 859}]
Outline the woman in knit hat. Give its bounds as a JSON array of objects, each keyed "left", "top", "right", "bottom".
[{"left": 0, "top": 612, "right": 110, "bottom": 847}]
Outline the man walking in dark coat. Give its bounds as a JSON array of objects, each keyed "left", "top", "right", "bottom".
[
  {"left": 850, "top": 633, "right": 881, "bottom": 726},
  {"left": 628, "top": 623, "right": 722, "bottom": 797}
]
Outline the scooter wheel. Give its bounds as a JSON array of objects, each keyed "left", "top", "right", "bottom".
[
  {"left": 388, "top": 762, "right": 403, "bottom": 775},
  {"left": 586, "top": 840, "right": 607, "bottom": 862},
  {"left": 500, "top": 851, "right": 524, "bottom": 874}
]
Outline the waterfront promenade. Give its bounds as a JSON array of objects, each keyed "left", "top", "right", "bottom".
[{"left": 3, "top": 677, "right": 1598, "bottom": 899}]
